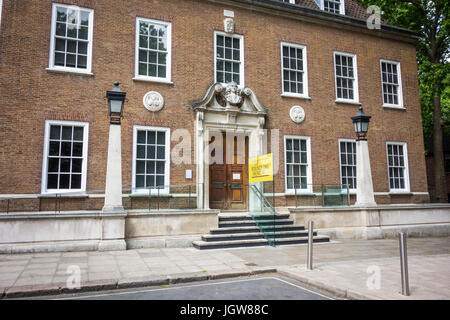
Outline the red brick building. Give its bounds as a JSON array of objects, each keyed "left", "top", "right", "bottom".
[{"left": 0, "top": 0, "right": 429, "bottom": 213}]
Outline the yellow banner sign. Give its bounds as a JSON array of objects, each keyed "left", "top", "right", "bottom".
[{"left": 249, "top": 153, "right": 273, "bottom": 183}]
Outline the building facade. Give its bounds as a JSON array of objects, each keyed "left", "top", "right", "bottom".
[{"left": 0, "top": 0, "right": 429, "bottom": 214}]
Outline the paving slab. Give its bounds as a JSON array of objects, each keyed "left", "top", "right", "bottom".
[{"left": 0, "top": 237, "right": 448, "bottom": 299}]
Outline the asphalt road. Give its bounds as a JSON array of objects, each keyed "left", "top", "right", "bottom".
[{"left": 26, "top": 275, "right": 337, "bottom": 300}]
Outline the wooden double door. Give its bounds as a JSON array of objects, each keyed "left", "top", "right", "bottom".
[{"left": 209, "top": 132, "right": 248, "bottom": 210}]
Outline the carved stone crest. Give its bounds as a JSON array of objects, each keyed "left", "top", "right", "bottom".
[
  {"left": 224, "top": 18, "right": 235, "bottom": 34},
  {"left": 290, "top": 106, "right": 305, "bottom": 124},
  {"left": 224, "top": 82, "right": 243, "bottom": 105},
  {"left": 143, "top": 91, "right": 164, "bottom": 112}
]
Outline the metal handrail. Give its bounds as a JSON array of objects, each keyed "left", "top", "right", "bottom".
[
  {"left": 0, "top": 183, "right": 203, "bottom": 214},
  {"left": 250, "top": 184, "right": 275, "bottom": 214}
]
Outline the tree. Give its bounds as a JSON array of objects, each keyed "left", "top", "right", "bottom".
[{"left": 358, "top": 0, "right": 449, "bottom": 202}]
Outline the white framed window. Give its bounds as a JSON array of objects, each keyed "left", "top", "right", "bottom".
[
  {"left": 386, "top": 142, "right": 410, "bottom": 193},
  {"left": 135, "top": 17, "right": 172, "bottom": 83},
  {"left": 380, "top": 60, "right": 404, "bottom": 108},
  {"left": 214, "top": 31, "right": 244, "bottom": 86},
  {"left": 320, "top": 0, "right": 345, "bottom": 15},
  {"left": 284, "top": 136, "right": 313, "bottom": 194},
  {"left": 334, "top": 52, "right": 359, "bottom": 103},
  {"left": 132, "top": 126, "right": 171, "bottom": 195},
  {"left": 48, "top": 3, "right": 94, "bottom": 74},
  {"left": 281, "top": 42, "right": 309, "bottom": 98},
  {"left": 41, "top": 120, "right": 89, "bottom": 194},
  {"left": 339, "top": 139, "right": 356, "bottom": 191},
  {"left": 280, "top": 0, "right": 296, "bottom": 3}
]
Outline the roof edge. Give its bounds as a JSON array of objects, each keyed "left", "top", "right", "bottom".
[{"left": 205, "top": 0, "right": 419, "bottom": 43}]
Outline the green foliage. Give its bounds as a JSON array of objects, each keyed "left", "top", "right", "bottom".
[{"left": 357, "top": 0, "right": 450, "bottom": 142}]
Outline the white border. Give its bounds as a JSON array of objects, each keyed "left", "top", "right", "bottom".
[
  {"left": 280, "top": 42, "right": 310, "bottom": 99},
  {"left": 320, "top": 0, "right": 346, "bottom": 15},
  {"left": 48, "top": 3, "right": 94, "bottom": 75},
  {"left": 284, "top": 135, "right": 313, "bottom": 194},
  {"left": 386, "top": 141, "right": 410, "bottom": 193},
  {"left": 0, "top": 0, "right": 3, "bottom": 31},
  {"left": 132, "top": 125, "right": 171, "bottom": 195},
  {"left": 380, "top": 59, "right": 404, "bottom": 109},
  {"left": 41, "top": 120, "right": 89, "bottom": 195},
  {"left": 214, "top": 31, "right": 245, "bottom": 87},
  {"left": 333, "top": 51, "right": 359, "bottom": 104},
  {"left": 338, "top": 138, "right": 357, "bottom": 193},
  {"left": 134, "top": 17, "right": 172, "bottom": 84}
]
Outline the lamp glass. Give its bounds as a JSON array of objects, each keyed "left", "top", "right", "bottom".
[{"left": 110, "top": 99, "right": 123, "bottom": 114}]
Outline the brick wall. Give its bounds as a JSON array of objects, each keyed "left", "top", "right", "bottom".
[{"left": 0, "top": 0, "right": 429, "bottom": 206}]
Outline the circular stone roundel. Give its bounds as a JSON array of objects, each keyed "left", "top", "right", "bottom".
[
  {"left": 290, "top": 106, "right": 305, "bottom": 124},
  {"left": 143, "top": 91, "right": 164, "bottom": 112}
]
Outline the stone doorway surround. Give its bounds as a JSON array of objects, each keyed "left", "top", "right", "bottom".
[{"left": 192, "top": 82, "right": 267, "bottom": 211}]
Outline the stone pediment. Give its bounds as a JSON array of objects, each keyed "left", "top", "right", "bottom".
[{"left": 192, "top": 82, "right": 267, "bottom": 116}]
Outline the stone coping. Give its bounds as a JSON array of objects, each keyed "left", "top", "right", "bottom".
[
  {"left": 289, "top": 203, "right": 450, "bottom": 212},
  {"left": 126, "top": 209, "right": 220, "bottom": 217},
  {"left": 0, "top": 211, "right": 127, "bottom": 220}
]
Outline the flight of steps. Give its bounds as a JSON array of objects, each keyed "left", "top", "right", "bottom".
[{"left": 192, "top": 212, "right": 330, "bottom": 250}]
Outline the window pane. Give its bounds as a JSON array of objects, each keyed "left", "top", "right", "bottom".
[
  {"left": 136, "top": 175, "right": 145, "bottom": 188},
  {"left": 147, "top": 131, "right": 156, "bottom": 144},
  {"left": 60, "top": 158, "right": 70, "bottom": 172},
  {"left": 59, "top": 174, "right": 70, "bottom": 189},
  {"left": 72, "top": 142, "right": 83, "bottom": 157},
  {"left": 55, "top": 52, "right": 65, "bottom": 66},
  {"left": 147, "top": 145, "right": 156, "bottom": 159},
  {"left": 157, "top": 146, "right": 165, "bottom": 159},
  {"left": 72, "top": 159, "right": 82, "bottom": 173},
  {"left": 71, "top": 174, "right": 82, "bottom": 189},
  {"left": 47, "top": 174, "right": 58, "bottom": 189},
  {"left": 156, "top": 161, "right": 165, "bottom": 174},
  {"left": 61, "top": 142, "right": 72, "bottom": 156},
  {"left": 48, "top": 158, "right": 59, "bottom": 173},
  {"left": 146, "top": 161, "right": 155, "bottom": 174}
]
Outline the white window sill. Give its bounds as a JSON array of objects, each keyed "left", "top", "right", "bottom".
[
  {"left": 39, "top": 191, "right": 88, "bottom": 198},
  {"left": 46, "top": 67, "right": 94, "bottom": 76},
  {"left": 130, "top": 191, "right": 171, "bottom": 197},
  {"left": 383, "top": 104, "right": 406, "bottom": 110},
  {"left": 388, "top": 190, "right": 412, "bottom": 195},
  {"left": 285, "top": 191, "right": 315, "bottom": 196},
  {"left": 133, "top": 77, "right": 173, "bottom": 85},
  {"left": 281, "top": 93, "right": 311, "bottom": 100},
  {"left": 335, "top": 99, "right": 361, "bottom": 106}
]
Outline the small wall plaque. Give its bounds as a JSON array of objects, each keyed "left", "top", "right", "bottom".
[
  {"left": 143, "top": 91, "right": 164, "bottom": 112},
  {"left": 290, "top": 105, "right": 306, "bottom": 124}
]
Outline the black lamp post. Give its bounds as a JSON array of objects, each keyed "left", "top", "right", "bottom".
[
  {"left": 351, "top": 107, "right": 371, "bottom": 141},
  {"left": 106, "top": 81, "right": 126, "bottom": 125}
]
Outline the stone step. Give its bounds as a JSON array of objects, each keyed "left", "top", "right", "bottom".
[
  {"left": 210, "top": 225, "right": 305, "bottom": 234},
  {"left": 218, "top": 219, "right": 294, "bottom": 228},
  {"left": 192, "top": 235, "right": 329, "bottom": 250},
  {"left": 218, "top": 213, "right": 290, "bottom": 222},
  {"left": 201, "top": 230, "right": 318, "bottom": 242}
]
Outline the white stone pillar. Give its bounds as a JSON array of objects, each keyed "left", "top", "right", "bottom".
[
  {"left": 355, "top": 140, "right": 376, "bottom": 207},
  {"left": 100, "top": 123, "right": 126, "bottom": 251},
  {"left": 103, "top": 124, "right": 124, "bottom": 213}
]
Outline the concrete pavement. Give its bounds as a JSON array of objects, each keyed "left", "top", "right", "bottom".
[{"left": 0, "top": 237, "right": 449, "bottom": 299}]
